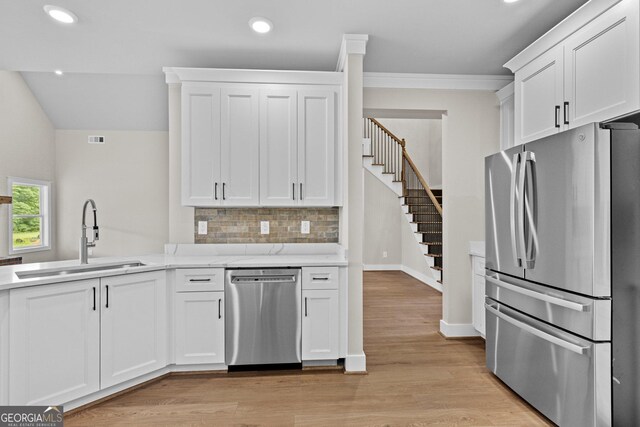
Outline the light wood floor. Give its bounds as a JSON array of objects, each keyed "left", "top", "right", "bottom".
[{"left": 66, "top": 271, "right": 550, "bottom": 426}]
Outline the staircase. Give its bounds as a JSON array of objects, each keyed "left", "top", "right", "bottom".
[{"left": 362, "top": 118, "right": 444, "bottom": 286}]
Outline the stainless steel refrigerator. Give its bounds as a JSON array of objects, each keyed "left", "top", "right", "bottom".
[{"left": 485, "top": 122, "right": 640, "bottom": 426}]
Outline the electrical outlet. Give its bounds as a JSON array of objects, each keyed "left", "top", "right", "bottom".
[
  {"left": 198, "top": 221, "right": 208, "bottom": 235},
  {"left": 261, "top": 221, "right": 270, "bottom": 234},
  {"left": 383, "top": 251, "right": 388, "bottom": 258},
  {"left": 301, "top": 221, "right": 310, "bottom": 234}
]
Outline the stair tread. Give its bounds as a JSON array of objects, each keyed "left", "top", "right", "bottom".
[
  {"left": 420, "top": 242, "right": 442, "bottom": 245},
  {"left": 415, "top": 231, "right": 442, "bottom": 234},
  {"left": 372, "top": 163, "right": 384, "bottom": 166},
  {"left": 411, "top": 221, "right": 442, "bottom": 224},
  {"left": 431, "top": 266, "right": 443, "bottom": 271},
  {"left": 362, "top": 155, "right": 374, "bottom": 158},
  {"left": 425, "top": 253, "right": 443, "bottom": 258}
]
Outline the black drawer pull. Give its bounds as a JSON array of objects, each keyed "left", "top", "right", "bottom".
[
  {"left": 189, "top": 278, "right": 212, "bottom": 282},
  {"left": 312, "top": 277, "right": 329, "bottom": 281}
]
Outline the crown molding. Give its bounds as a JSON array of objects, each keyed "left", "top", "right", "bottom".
[
  {"left": 336, "top": 34, "right": 369, "bottom": 72},
  {"left": 496, "top": 81, "right": 514, "bottom": 102},
  {"left": 162, "top": 67, "right": 342, "bottom": 85},
  {"left": 504, "top": 0, "right": 620, "bottom": 72},
  {"left": 363, "top": 72, "right": 513, "bottom": 91}
]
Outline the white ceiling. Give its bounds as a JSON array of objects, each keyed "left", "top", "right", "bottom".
[{"left": 0, "top": 0, "right": 589, "bottom": 130}]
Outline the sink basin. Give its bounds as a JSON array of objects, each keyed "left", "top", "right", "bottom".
[{"left": 16, "top": 261, "right": 146, "bottom": 279}]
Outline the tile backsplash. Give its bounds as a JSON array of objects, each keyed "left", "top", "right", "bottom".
[{"left": 194, "top": 208, "right": 339, "bottom": 244}]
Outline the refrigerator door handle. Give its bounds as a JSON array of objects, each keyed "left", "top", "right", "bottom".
[
  {"left": 485, "top": 275, "right": 589, "bottom": 312},
  {"left": 522, "top": 151, "right": 538, "bottom": 269},
  {"left": 485, "top": 302, "right": 590, "bottom": 355},
  {"left": 517, "top": 151, "right": 528, "bottom": 268},
  {"left": 510, "top": 153, "right": 522, "bottom": 267}
]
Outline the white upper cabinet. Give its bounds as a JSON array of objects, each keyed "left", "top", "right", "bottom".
[
  {"left": 220, "top": 88, "right": 260, "bottom": 205},
  {"left": 175, "top": 68, "right": 342, "bottom": 207},
  {"left": 515, "top": 45, "right": 564, "bottom": 144},
  {"left": 182, "top": 84, "right": 221, "bottom": 206},
  {"left": 508, "top": 0, "right": 640, "bottom": 145},
  {"left": 298, "top": 90, "right": 336, "bottom": 206},
  {"left": 260, "top": 89, "right": 298, "bottom": 205},
  {"left": 564, "top": 0, "right": 640, "bottom": 128}
]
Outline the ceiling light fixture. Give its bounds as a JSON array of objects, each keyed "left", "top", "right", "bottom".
[
  {"left": 54, "top": 70, "right": 63, "bottom": 76},
  {"left": 43, "top": 5, "right": 78, "bottom": 24},
  {"left": 504, "top": 0, "right": 520, "bottom": 3},
  {"left": 249, "top": 17, "right": 273, "bottom": 34}
]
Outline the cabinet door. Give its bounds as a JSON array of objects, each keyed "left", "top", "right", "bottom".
[
  {"left": 101, "top": 272, "right": 167, "bottom": 388},
  {"left": 9, "top": 279, "right": 100, "bottom": 405},
  {"left": 564, "top": 0, "right": 640, "bottom": 128},
  {"left": 220, "top": 87, "right": 260, "bottom": 206},
  {"left": 298, "top": 90, "right": 335, "bottom": 206},
  {"left": 472, "top": 274, "right": 486, "bottom": 337},
  {"left": 175, "top": 292, "right": 224, "bottom": 364},
  {"left": 514, "top": 45, "right": 564, "bottom": 145},
  {"left": 260, "top": 89, "right": 298, "bottom": 206},
  {"left": 302, "top": 289, "right": 339, "bottom": 361},
  {"left": 182, "top": 83, "right": 221, "bottom": 206}
]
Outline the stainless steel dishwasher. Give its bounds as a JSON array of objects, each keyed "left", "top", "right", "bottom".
[{"left": 225, "top": 268, "right": 301, "bottom": 366}]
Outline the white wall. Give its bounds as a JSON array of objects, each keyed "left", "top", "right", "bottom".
[
  {"left": 363, "top": 170, "right": 401, "bottom": 266},
  {"left": 364, "top": 88, "right": 499, "bottom": 327},
  {"left": 55, "top": 130, "right": 169, "bottom": 260},
  {"left": 0, "top": 71, "right": 57, "bottom": 263},
  {"left": 376, "top": 118, "right": 442, "bottom": 188}
]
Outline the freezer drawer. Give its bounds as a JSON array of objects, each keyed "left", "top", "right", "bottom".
[
  {"left": 485, "top": 272, "right": 611, "bottom": 341},
  {"left": 486, "top": 299, "right": 611, "bottom": 427}
]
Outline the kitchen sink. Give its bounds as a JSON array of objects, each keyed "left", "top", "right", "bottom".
[{"left": 16, "top": 261, "right": 146, "bottom": 279}]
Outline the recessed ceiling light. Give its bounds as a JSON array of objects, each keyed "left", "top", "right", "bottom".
[
  {"left": 43, "top": 5, "right": 78, "bottom": 24},
  {"left": 249, "top": 17, "right": 273, "bottom": 34},
  {"left": 54, "top": 70, "right": 63, "bottom": 76},
  {"left": 504, "top": 0, "right": 520, "bottom": 3}
]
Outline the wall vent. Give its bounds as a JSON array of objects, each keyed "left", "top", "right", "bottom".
[{"left": 88, "top": 135, "right": 105, "bottom": 144}]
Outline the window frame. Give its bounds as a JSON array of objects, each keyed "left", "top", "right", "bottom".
[{"left": 8, "top": 177, "right": 52, "bottom": 255}]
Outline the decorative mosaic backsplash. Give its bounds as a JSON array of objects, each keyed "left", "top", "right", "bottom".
[{"left": 194, "top": 208, "right": 339, "bottom": 244}]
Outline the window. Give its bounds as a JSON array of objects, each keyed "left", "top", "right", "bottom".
[{"left": 8, "top": 177, "right": 51, "bottom": 254}]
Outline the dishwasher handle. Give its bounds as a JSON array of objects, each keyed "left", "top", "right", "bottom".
[{"left": 231, "top": 275, "right": 296, "bottom": 283}]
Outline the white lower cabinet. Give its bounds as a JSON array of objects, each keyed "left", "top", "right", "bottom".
[
  {"left": 9, "top": 279, "right": 101, "bottom": 405},
  {"left": 302, "top": 289, "right": 339, "bottom": 360},
  {"left": 175, "top": 291, "right": 225, "bottom": 364},
  {"left": 100, "top": 271, "right": 167, "bottom": 388}
]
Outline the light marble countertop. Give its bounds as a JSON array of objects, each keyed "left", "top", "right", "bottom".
[{"left": 0, "top": 243, "right": 347, "bottom": 291}]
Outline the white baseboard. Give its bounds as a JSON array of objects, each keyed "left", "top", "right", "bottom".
[
  {"left": 345, "top": 352, "right": 367, "bottom": 373},
  {"left": 401, "top": 265, "right": 442, "bottom": 293},
  {"left": 439, "top": 319, "right": 480, "bottom": 338},
  {"left": 363, "top": 264, "right": 402, "bottom": 271}
]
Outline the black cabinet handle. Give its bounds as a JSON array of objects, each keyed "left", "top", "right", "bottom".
[
  {"left": 312, "top": 277, "right": 329, "bottom": 281},
  {"left": 293, "top": 183, "right": 295, "bottom": 200},
  {"left": 555, "top": 106, "right": 560, "bottom": 128},
  {"left": 105, "top": 285, "right": 109, "bottom": 308},
  {"left": 189, "top": 278, "right": 211, "bottom": 282},
  {"left": 218, "top": 298, "right": 222, "bottom": 319},
  {"left": 93, "top": 287, "right": 96, "bottom": 311},
  {"left": 299, "top": 183, "right": 303, "bottom": 200},
  {"left": 223, "top": 183, "right": 226, "bottom": 200},
  {"left": 214, "top": 182, "right": 218, "bottom": 200},
  {"left": 304, "top": 297, "right": 308, "bottom": 317},
  {"left": 564, "top": 101, "right": 569, "bottom": 125}
]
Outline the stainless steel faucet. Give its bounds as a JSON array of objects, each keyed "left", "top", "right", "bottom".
[{"left": 79, "top": 199, "right": 99, "bottom": 264}]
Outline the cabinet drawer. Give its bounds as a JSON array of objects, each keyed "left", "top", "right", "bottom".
[
  {"left": 302, "top": 267, "right": 339, "bottom": 290},
  {"left": 175, "top": 268, "right": 224, "bottom": 292},
  {"left": 473, "top": 257, "right": 485, "bottom": 276}
]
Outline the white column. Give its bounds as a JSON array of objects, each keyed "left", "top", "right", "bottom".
[{"left": 338, "top": 34, "right": 368, "bottom": 373}]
